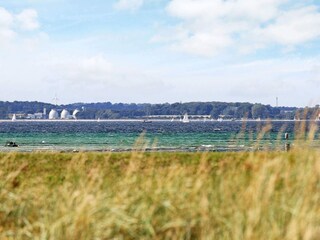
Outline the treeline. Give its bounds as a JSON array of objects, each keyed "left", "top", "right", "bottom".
[
  {"left": 71, "top": 102, "right": 299, "bottom": 119},
  {"left": 0, "top": 101, "right": 317, "bottom": 120}
]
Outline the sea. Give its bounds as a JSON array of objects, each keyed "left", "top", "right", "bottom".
[{"left": 0, "top": 120, "right": 318, "bottom": 152}]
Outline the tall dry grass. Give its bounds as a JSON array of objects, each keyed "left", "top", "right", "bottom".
[{"left": 0, "top": 148, "right": 319, "bottom": 239}]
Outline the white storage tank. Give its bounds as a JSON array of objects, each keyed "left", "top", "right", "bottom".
[
  {"left": 72, "top": 109, "right": 80, "bottom": 119},
  {"left": 49, "top": 109, "right": 59, "bottom": 120},
  {"left": 61, "top": 109, "right": 70, "bottom": 119}
]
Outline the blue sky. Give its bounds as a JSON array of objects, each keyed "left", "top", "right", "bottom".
[{"left": 0, "top": 0, "right": 319, "bottom": 106}]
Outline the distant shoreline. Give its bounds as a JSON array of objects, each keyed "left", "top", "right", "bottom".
[{"left": 0, "top": 119, "right": 318, "bottom": 122}]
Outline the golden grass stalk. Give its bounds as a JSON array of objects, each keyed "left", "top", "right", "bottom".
[{"left": 0, "top": 148, "right": 319, "bottom": 240}]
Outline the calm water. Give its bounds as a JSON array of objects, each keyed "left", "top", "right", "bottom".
[{"left": 0, "top": 120, "right": 318, "bottom": 152}]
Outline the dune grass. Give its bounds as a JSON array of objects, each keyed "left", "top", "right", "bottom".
[{"left": 0, "top": 148, "right": 319, "bottom": 240}]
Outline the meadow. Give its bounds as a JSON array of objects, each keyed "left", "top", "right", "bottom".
[{"left": 0, "top": 147, "right": 319, "bottom": 239}]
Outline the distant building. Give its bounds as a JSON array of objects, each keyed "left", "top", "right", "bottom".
[
  {"left": 27, "top": 114, "right": 35, "bottom": 119},
  {"left": 8, "top": 113, "right": 25, "bottom": 119},
  {"left": 27, "top": 113, "right": 44, "bottom": 119},
  {"left": 35, "top": 113, "right": 44, "bottom": 119}
]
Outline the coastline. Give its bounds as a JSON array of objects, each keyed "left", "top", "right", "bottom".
[{"left": 0, "top": 119, "right": 318, "bottom": 122}]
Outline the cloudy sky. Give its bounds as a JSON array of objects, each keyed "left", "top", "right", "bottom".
[{"left": 0, "top": 0, "right": 319, "bottom": 106}]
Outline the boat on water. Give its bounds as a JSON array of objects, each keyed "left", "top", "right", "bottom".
[
  {"left": 182, "top": 113, "right": 190, "bottom": 123},
  {"left": 143, "top": 119, "right": 152, "bottom": 123},
  {"left": 12, "top": 114, "right": 16, "bottom": 121}
]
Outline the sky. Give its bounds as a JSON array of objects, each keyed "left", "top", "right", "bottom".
[{"left": 0, "top": 0, "right": 319, "bottom": 107}]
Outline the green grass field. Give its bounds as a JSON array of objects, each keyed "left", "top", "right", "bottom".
[{"left": 0, "top": 149, "right": 319, "bottom": 239}]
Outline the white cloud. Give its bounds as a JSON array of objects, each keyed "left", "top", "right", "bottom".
[
  {"left": 114, "top": 0, "right": 144, "bottom": 11},
  {"left": 16, "top": 9, "right": 40, "bottom": 31},
  {"left": 59, "top": 55, "right": 114, "bottom": 83},
  {"left": 34, "top": 53, "right": 170, "bottom": 103},
  {"left": 0, "top": 7, "right": 15, "bottom": 43},
  {"left": 253, "top": 6, "right": 320, "bottom": 46},
  {"left": 46, "top": 53, "right": 163, "bottom": 88},
  {"left": 158, "top": 0, "right": 320, "bottom": 56},
  {"left": 0, "top": 7, "right": 40, "bottom": 45},
  {"left": 0, "top": 37, "right": 318, "bottom": 105},
  {"left": 0, "top": 7, "right": 13, "bottom": 27}
]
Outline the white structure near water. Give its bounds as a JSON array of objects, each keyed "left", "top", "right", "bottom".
[
  {"left": 48, "top": 108, "right": 80, "bottom": 120},
  {"left": 72, "top": 109, "right": 80, "bottom": 119},
  {"left": 182, "top": 113, "right": 190, "bottom": 123},
  {"left": 60, "top": 109, "right": 70, "bottom": 119},
  {"left": 48, "top": 109, "right": 59, "bottom": 120}
]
